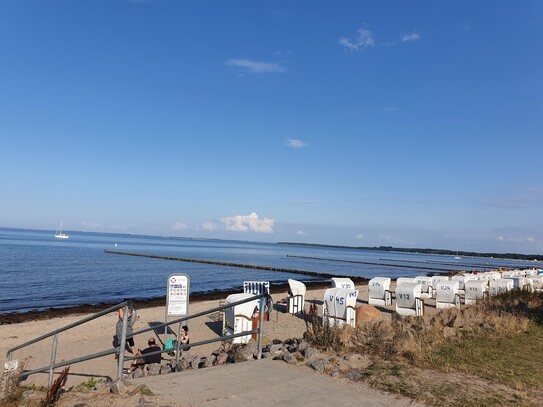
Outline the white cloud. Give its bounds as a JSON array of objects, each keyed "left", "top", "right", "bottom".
[
  {"left": 296, "top": 230, "right": 307, "bottom": 235},
  {"left": 221, "top": 212, "right": 274, "bottom": 233},
  {"left": 339, "top": 28, "right": 375, "bottom": 52},
  {"left": 401, "top": 32, "right": 420, "bottom": 42},
  {"left": 356, "top": 233, "right": 364, "bottom": 240},
  {"left": 202, "top": 222, "right": 217, "bottom": 231},
  {"left": 496, "top": 236, "right": 536, "bottom": 243},
  {"left": 226, "top": 59, "right": 287, "bottom": 74},
  {"left": 286, "top": 139, "right": 307, "bottom": 148},
  {"left": 172, "top": 222, "right": 187, "bottom": 230},
  {"left": 341, "top": 27, "right": 421, "bottom": 51}
]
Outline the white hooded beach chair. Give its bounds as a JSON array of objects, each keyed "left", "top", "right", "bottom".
[
  {"left": 529, "top": 276, "right": 543, "bottom": 292},
  {"left": 368, "top": 277, "right": 392, "bottom": 306},
  {"left": 524, "top": 268, "right": 538, "bottom": 277},
  {"left": 511, "top": 277, "right": 533, "bottom": 291},
  {"left": 451, "top": 274, "right": 477, "bottom": 295},
  {"left": 414, "top": 276, "right": 434, "bottom": 299},
  {"left": 243, "top": 281, "right": 270, "bottom": 312},
  {"left": 331, "top": 277, "right": 355, "bottom": 290},
  {"left": 484, "top": 271, "right": 502, "bottom": 281},
  {"left": 464, "top": 280, "right": 489, "bottom": 305},
  {"left": 489, "top": 279, "right": 514, "bottom": 296},
  {"left": 396, "top": 277, "right": 416, "bottom": 286},
  {"left": 431, "top": 276, "right": 449, "bottom": 297},
  {"left": 287, "top": 279, "right": 306, "bottom": 314},
  {"left": 222, "top": 293, "right": 259, "bottom": 344},
  {"left": 323, "top": 288, "right": 359, "bottom": 327},
  {"left": 435, "top": 281, "right": 461, "bottom": 309},
  {"left": 395, "top": 283, "right": 424, "bottom": 316}
]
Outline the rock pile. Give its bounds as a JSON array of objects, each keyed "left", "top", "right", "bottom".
[{"left": 121, "top": 337, "right": 371, "bottom": 383}]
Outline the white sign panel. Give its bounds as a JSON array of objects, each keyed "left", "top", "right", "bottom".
[{"left": 166, "top": 274, "right": 189, "bottom": 316}]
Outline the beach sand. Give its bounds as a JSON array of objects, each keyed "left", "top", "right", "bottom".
[{"left": 1, "top": 284, "right": 371, "bottom": 388}]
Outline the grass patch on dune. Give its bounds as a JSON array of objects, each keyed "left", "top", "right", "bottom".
[
  {"left": 429, "top": 324, "right": 543, "bottom": 390},
  {"left": 304, "top": 290, "right": 543, "bottom": 407}
]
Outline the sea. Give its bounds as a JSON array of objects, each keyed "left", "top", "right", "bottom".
[{"left": 0, "top": 227, "right": 539, "bottom": 314}]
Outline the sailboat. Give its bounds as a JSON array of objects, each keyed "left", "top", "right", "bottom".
[{"left": 54, "top": 221, "right": 70, "bottom": 239}]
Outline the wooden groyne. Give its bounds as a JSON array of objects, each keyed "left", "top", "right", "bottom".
[
  {"left": 104, "top": 250, "right": 366, "bottom": 282},
  {"left": 286, "top": 255, "right": 458, "bottom": 273}
]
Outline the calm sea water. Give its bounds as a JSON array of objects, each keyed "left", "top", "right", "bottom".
[{"left": 0, "top": 228, "right": 537, "bottom": 314}]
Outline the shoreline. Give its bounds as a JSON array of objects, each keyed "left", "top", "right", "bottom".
[{"left": 0, "top": 278, "right": 369, "bottom": 325}]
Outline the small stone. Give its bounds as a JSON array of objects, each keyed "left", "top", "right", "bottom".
[
  {"left": 146, "top": 363, "right": 161, "bottom": 376},
  {"left": 303, "top": 346, "right": 319, "bottom": 360},
  {"left": 160, "top": 364, "right": 172, "bottom": 375},
  {"left": 309, "top": 359, "right": 328, "bottom": 373},
  {"left": 282, "top": 353, "right": 298, "bottom": 365},
  {"left": 346, "top": 370, "right": 364, "bottom": 381},
  {"left": 110, "top": 380, "right": 127, "bottom": 394}
]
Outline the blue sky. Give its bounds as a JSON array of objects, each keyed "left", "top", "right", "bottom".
[{"left": 1, "top": 1, "right": 542, "bottom": 254}]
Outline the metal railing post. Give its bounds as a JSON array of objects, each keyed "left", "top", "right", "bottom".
[
  {"left": 116, "top": 304, "right": 129, "bottom": 379},
  {"left": 48, "top": 333, "right": 58, "bottom": 387},
  {"left": 257, "top": 297, "right": 264, "bottom": 359},
  {"left": 175, "top": 323, "right": 181, "bottom": 368}
]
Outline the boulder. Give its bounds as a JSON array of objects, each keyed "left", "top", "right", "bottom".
[{"left": 356, "top": 304, "right": 381, "bottom": 321}]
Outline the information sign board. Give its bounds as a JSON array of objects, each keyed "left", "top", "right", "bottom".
[{"left": 166, "top": 274, "right": 189, "bottom": 316}]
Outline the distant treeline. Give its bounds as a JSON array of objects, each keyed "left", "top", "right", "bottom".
[{"left": 277, "top": 242, "right": 543, "bottom": 262}]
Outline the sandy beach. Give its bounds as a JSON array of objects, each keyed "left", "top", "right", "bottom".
[{"left": 1, "top": 283, "right": 381, "bottom": 389}]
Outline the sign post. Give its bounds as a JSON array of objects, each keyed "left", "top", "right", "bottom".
[{"left": 164, "top": 274, "right": 190, "bottom": 353}]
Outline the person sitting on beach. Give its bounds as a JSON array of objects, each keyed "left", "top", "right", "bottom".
[
  {"left": 180, "top": 325, "right": 190, "bottom": 350},
  {"left": 130, "top": 338, "right": 162, "bottom": 371}
]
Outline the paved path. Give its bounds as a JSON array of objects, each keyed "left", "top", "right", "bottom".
[{"left": 134, "top": 359, "right": 425, "bottom": 407}]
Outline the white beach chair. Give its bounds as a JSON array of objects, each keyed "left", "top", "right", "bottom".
[
  {"left": 501, "top": 271, "right": 515, "bottom": 279},
  {"left": 395, "top": 283, "right": 424, "bottom": 316},
  {"left": 323, "top": 288, "right": 359, "bottom": 327},
  {"left": 451, "top": 274, "right": 477, "bottom": 295},
  {"left": 483, "top": 271, "right": 501, "bottom": 281},
  {"left": 368, "top": 277, "right": 392, "bottom": 306},
  {"left": 414, "top": 276, "right": 434, "bottom": 299},
  {"left": 524, "top": 268, "right": 538, "bottom": 277},
  {"left": 464, "top": 280, "right": 489, "bottom": 305},
  {"left": 511, "top": 277, "right": 533, "bottom": 291},
  {"left": 529, "top": 276, "right": 543, "bottom": 292},
  {"left": 435, "top": 281, "right": 461, "bottom": 309},
  {"left": 489, "top": 279, "right": 514, "bottom": 296},
  {"left": 331, "top": 277, "right": 355, "bottom": 290},
  {"left": 243, "top": 281, "right": 270, "bottom": 312},
  {"left": 431, "top": 276, "right": 449, "bottom": 297},
  {"left": 222, "top": 293, "right": 259, "bottom": 344},
  {"left": 286, "top": 279, "right": 306, "bottom": 314},
  {"left": 396, "top": 277, "right": 416, "bottom": 286}
]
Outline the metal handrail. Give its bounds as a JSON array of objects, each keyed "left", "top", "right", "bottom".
[
  {"left": 6, "top": 301, "right": 130, "bottom": 355},
  {"left": 5, "top": 294, "right": 268, "bottom": 386}
]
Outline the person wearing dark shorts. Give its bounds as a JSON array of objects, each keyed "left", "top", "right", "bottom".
[{"left": 115, "top": 302, "right": 138, "bottom": 356}]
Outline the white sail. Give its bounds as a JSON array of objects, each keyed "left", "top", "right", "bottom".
[{"left": 54, "top": 221, "right": 70, "bottom": 239}]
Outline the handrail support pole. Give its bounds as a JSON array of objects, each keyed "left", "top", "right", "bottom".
[
  {"left": 48, "top": 333, "right": 58, "bottom": 387},
  {"left": 257, "top": 297, "right": 264, "bottom": 359},
  {"left": 116, "top": 304, "right": 129, "bottom": 379}
]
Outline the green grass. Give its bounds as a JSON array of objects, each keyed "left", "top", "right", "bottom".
[{"left": 429, "top": 323, "right": 543, "bottom": 390}]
